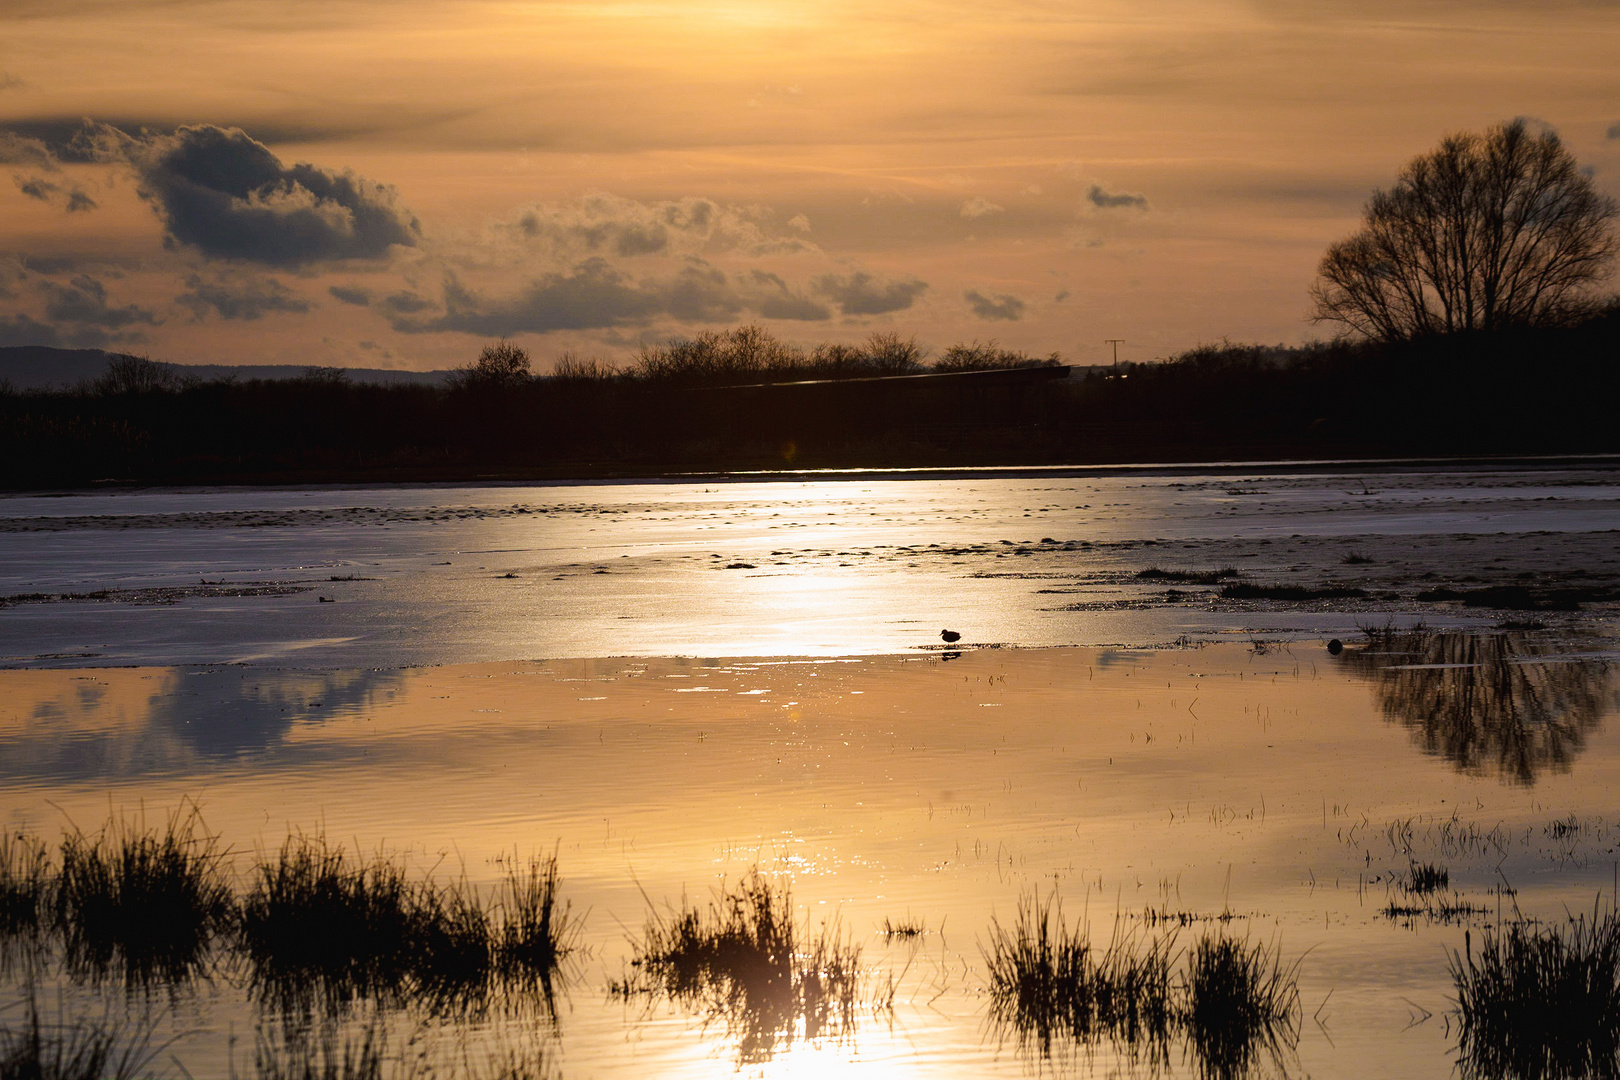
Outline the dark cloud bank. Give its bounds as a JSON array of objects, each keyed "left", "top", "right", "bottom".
[{"left": 3, "top": 120, "right": 419, "bottom": 266}]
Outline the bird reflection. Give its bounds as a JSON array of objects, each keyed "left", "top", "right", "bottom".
[{"left": 1335, "top": 630, "right": 1613, "bottom": 785}]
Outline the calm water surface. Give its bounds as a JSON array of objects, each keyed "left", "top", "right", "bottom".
[{"left": 2, "top": 465, "right": 1618, "bottom": 1078}]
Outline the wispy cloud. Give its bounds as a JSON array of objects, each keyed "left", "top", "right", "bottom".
[{"left": 960, "top": 196, "right": 1005, "bottom": 219}]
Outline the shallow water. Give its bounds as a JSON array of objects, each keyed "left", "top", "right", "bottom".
[
  {"left": 3, "top": 637, "right": 1619, "bottom": 1078},
  {"left": 2, "top": 464, "right": 1619, "bottom": 1078},
  {"left": 2, "top": 465, "right": 1617, "bottom": 666}
]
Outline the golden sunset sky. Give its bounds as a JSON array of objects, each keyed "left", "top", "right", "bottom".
[{"left": 2, "top": 0, "right": 1617, "bottom": 370}]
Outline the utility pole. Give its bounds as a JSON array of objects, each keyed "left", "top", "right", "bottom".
[{"left": 1104, "top": 339, "right": 1124, "bottom": 366}]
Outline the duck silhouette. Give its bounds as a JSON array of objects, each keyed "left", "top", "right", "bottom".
[{"left": 940, "top": 629, "right": 961, "bottom": 644}]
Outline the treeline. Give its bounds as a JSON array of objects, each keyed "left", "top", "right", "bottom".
[{"left": 1, "top": 314, "right": 1617, "bottom": 488}]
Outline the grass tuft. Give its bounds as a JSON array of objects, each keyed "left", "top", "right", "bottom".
[
  {"left": 878, "top": 915, "right": 926, "bottom": 939},
  {"left": 984, "top": 893, "right": 1176, "bottom": 1062},
  {"left": 985, "top": 892, "right": 1299, "bottom": 1076},
  {"left": 1405, "top": 862, "right": 1450, "bottom": 896},
  {"left": 240, "top": 834, "right": 573, "bottom": 1015},
  {"left": 1450, "top": 905, "right": 1620, "bottom": 1079},
  {"left": 54, "top": 802, "right": 234, "bottom": 986},
  {"left": 251, "top": 1024, "right": 385, "bottom": 1080},
  {"left": 613, "top": 870, "right": 864, "bottom": 1063},
  {"left": 1183, "top": 934, "right": 1301, "bottom": 1079},
  {"left": 495, "top": 852, "right": 574, "bottom": 988},
  {"left": 0, "top": 830, "right": 51, "bottom": 940}
]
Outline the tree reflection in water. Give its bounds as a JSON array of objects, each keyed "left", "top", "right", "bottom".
[{"left": 1337, "top": 630, "right": 1614, "bottom": 785}]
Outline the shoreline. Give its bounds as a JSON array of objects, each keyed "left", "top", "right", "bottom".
[{"left": 5, "top": 450, "right": 1619, "bottom": 497}]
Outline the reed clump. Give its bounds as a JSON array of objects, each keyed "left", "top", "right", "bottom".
[
  {"left": 1183, "top": 933, "right": 1301, "bottom": 1079},
  {"left": 494, "top": 853, "right": 572, "bottom": 987},
  {"left": 0, "top": 830, "right": 51, "bottom": 939},
  {"left": 613, "top": 871, "right": 863, "bottom": 1063},
  {"left": 53, "top": 802, "right": 234, "bottom": 985},
  {"left": 984, "top": 892, "right": 1299, "bottom": 1075},
  {"left": 240, "top": 835, "right": 574, "bottom": 1013},
  {"left": 983, "top": 893, "right": 1176, "bottom": 1061},
  {"left": 1450, "top": 906, "right": 1620, "bottom": 1080},
  {"left": 1405, "top": 862, "right": 1450, "bottom": 896}
]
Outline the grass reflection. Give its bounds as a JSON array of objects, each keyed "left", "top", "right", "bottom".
[
  {"left": 243, "top": 836, "right": 574, "bottom": 1019},
  {"left": 1450, "top": 903, "right": 1620, "bottom": 1080},
  {"left": 985, "top": 892, "right": 1300, "bottom": 1079},
  {"left": 611, "top": 870, "right": 871, "bottom": 1065},
  {"left": 54, "top": 801, "right": 234, "bottom": 990},
  {"left": 1336, "top": 628, "right": 1612, "bottom": 784},
  {"left": 0, "top": 811, "right": 575, "bottom": 1019}
]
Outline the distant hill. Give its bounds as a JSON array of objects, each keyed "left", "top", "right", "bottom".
[{"left": 0, "top": 346, "right": 451, "bottom": 390}]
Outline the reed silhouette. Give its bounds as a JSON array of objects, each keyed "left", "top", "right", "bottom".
[
  {"left": 611, "top": 870, "right": 866, "bottom": 1064},
  {"left": 983, "top": 891, "right": 1300, "bottom": 1079},
  {"left": 1450, "top": 904, "right": 1620, "bottom": 1080}
]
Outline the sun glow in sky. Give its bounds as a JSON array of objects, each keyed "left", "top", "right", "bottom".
[{"left": 1, "top": 0, "right": 1617, "bottom": 370}]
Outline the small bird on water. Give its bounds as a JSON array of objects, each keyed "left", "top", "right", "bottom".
[{"left": 940, "top": 629, "right": 961, "bottom": 643}]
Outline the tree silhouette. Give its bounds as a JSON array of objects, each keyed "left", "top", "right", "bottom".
[
  {"left": 1311, "top": 120, "right": 1618, "bottom": 341},
  {"left": 449, "top": 339, "right": 532, "bottom": 390}
]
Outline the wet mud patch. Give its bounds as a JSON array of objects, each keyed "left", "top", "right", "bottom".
[{"left": 0, "top": 583, "right": 311, "bottom": 608}]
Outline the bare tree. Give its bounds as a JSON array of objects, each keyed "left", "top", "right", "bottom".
[
  {"left": 448, "top": 340, "right": 532, "bottom": 390},
  {"left": 1310, "top": 120, "right": 1618, "bottom": 341},
  {"left": 93, "top": 354, "right": 183, "bottom": 395}
]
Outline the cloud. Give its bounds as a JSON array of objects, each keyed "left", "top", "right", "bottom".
[
  {"left": 0, "top": 131, "right": 57, "bottom": 169},
  {"left": 16, "top": 176, "right": 53, "bottom": 201},
  {"left": 13, "top": 174, "right": 97, "bottom": 212},
  {"left": 964, "top": 290, "right": 1025, "bottom": 321},
  {"left": 1087, "top": 184, "right": 1148, "bottom": 210},
  {"left": 661, "top": 262, "right": 746, "bottom": 323},
  {"left": 393, "top": 258, "right": 839, "bottom": 336},
  {"left": 1, "top": 119, "right": 136, "bottom": 165},
  {"left": 130, "top": 124, "right": 419, "bottom": 266},
  {"left": 745, "top": 270, "right": 831, "bottom": 321},
  {"left": 328, "top": 284, "right": 373, "bottom": 306},
  {"left": 178, "top": 272, "right": 312, "bottom": 321},
  {"left": 504, "top": 194, "right": 817, "bottom": 264},
  {"left": 811, "top": 271, "right": 928, "bottom": 316},
  {"left": 0, "top": 314, "right": 69, "bottom": 348},
  {"left": 0, "top": 272, "right": 161, "bottom": 348},
  {"left": 383, "top": 291, "right": 435, "bottom": 314},
  {"left": 41, "top": 274, "right": 161, "bottom": 332},
  {"left": 394, "top": 259, "right": 662, "bottom": 335},
  {"left": 959, "top": 196, "right": 1005, "bottom": 219}
]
